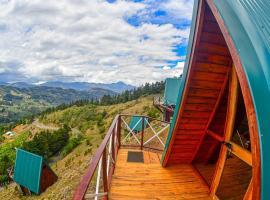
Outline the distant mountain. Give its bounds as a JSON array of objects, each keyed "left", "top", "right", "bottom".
[
  {"left": 40, "top": 81, "right": 135, "bottom": 93},
  {"left": 0, "top": 81, "right": 135, "bottom": 93},
  {"left": 0, "top": 85, "right": 116, "bottom": 125},
  {"left": 10, "top": 82, "right": 34, "bottom": 88}
]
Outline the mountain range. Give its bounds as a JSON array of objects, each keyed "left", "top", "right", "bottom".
[{"left": 0, "top": 81, "right": 135, "bottom": 93}]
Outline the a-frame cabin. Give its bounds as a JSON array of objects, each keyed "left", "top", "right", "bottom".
[
  {"left": 154, "top": 77, "right": 182, "bottom": 122},
  {"left": 73, "top": 0, "right": 270, "bottom": 199}
]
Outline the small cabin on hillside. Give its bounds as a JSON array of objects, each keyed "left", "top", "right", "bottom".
[
  {"left": 154, "top": 77, "right": 181, "bottom": 122},
  {"left": 73, "top": 0, "right": 270, "bottom": 199},
  {"left": 13, "top": 149, "right": 58, "bottom": 195}
]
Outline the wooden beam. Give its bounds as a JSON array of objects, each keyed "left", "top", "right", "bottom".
[
  {"left": 210, "top": 66, "right": 238, "bottom": 197},
  {"left": 228, "top": 141, "right": 252, "bottom": 166},
  {"left": 206, "top": 129, "right": 223, "bottom": 142}
]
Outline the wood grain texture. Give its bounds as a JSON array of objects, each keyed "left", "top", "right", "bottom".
[
  {"left": 110, "top": 149, "right": 211, "bottom": 200},
  {"left": 163, "top": 1, "right": 231, "bottom": 165}
]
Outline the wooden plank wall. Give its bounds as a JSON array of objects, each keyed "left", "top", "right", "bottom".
[{"left": 167, "top": 4, "right": 233, "bottom": 164}]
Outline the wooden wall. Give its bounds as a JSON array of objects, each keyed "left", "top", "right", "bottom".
[{"left": 166, "top": 3, "right": 233, "bottom": 165}]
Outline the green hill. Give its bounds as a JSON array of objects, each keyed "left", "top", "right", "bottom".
[{"left": 0, "top": 95, "right": 161, "bottom": 200}]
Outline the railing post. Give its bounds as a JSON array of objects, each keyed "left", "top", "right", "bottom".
[
  {"left": 102, "top": 151, "right": 108, "bottom": 200},
  {"left": 117, "top": 115, "right": 121, "bottom": 149},
  {"left": 111, "top": 129, "right": 116, "bottom": 166},
  {"left": 141, "top": 116, "right": 144, "bottom": 150}
]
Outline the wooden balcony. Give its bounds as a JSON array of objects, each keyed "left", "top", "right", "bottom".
[
  {"left": 109, "top": 148, "right": 210, "bottom": 200},
  {"left": 72, "top": 114, "right": 214, "bottom": 200}
]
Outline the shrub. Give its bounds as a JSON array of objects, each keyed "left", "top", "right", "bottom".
[
  {"left": 22, "top": 125, "right": 70, "bottom": 160},
  {"left": 147, "top": 107, "right": 160, "bottom": 119},
  {"left": 61, "top": 137, "right": 82, "bottom": 157}
]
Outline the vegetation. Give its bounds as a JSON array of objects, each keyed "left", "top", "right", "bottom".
[
  {"left": 0, "top": 85, "right": 115, "bottom": 126},
  {"left": 0, "top": 131, "right": 30, "bottom": 186},
  {"left": 22, "top": 125, "right": 71, "bottom": 160},
  {"left": 61, "top": 136, "right": 83, "bottom": 157}
]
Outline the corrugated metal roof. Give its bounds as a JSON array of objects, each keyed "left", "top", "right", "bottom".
[
  {"left": 164, "top": 78, "right": 182, "bottom": 106},
  {"left": 240, "top": 0, "right": 270, "bottom": 52},
  {"left": 13, "top": 148, "right": 43, "bottom": 194}
]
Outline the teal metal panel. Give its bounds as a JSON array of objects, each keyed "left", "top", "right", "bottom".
[
  {"left": 14, "top": 149, "right": 43, "bottom": 194},
  {"left": 212, "top": 1, "right": 270, "bottom": 199},
  {"left": 129, "top": 116, "right": 148, "bottom": 132},
  {"left": 164, "top": 78, "right": 182, "bottom": 106}
]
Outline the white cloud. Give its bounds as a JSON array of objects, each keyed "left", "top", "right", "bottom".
[
  {"left": 160, "top": 0, "right": 194, "bottom": 20},
  {"left": 0, "top": 0, "right": 192, "bottom": 85}
]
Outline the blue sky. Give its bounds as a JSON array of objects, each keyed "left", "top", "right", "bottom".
[{"left": 0, "top": 0, "right": 193, "bottom": 85}]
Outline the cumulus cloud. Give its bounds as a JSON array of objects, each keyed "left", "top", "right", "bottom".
[{"left": 0, "top": 0, "right": 193, "bottom": 85}]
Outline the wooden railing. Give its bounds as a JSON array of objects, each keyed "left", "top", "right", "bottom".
[
  {"left": 153, "top": 96, "right": 174, "bottom": 113},
  {"left": 73, "top": 114, "right": 170, "bottom": 200}
]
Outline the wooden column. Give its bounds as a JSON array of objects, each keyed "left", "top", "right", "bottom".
[{"left": 210, "top": 66, "right": 238, "bottom": 197}]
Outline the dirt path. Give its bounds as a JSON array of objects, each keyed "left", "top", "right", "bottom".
[{"left": 32, "top": 120, "right": 59, "bottom": 130}]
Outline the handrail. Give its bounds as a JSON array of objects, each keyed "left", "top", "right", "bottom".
[
  {"left": 120, "top": 114, "right": 170, "bottom": 124},
  {"left": 73, "top": 114, "right": 170, "bottom": 200},
  {"left": 73, "top": 115, "right": 120, "bottom": 200},
  {"left": 152, "top": 96, "right": 174, "bottom": 113}
]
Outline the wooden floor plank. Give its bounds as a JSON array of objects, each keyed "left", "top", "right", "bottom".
[{"left": 109, "top": 149, "right": 211, "bottom": 199}]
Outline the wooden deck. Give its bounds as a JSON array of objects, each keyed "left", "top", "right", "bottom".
[{"left": 109, "top": 149, "right": 211, "bottom": 200}]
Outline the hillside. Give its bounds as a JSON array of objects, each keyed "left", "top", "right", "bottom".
[
  {"left": 0, "top": 85, "right": 115, "bottom": 125},
  {"left": 0, "top": 95, "right": 161, "bottom": 200}
]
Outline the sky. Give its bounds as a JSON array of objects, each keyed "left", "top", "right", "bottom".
[{"left": 0, "top": 0, "right": 194, "bottom": 86}]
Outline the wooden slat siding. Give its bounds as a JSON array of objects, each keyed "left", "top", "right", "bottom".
[
  {"left": 185, "top": 103, "right": 214, "bottom": 112},
  {"left": 202, "top": 21, "right": 222, "bottom": 34},
  {"left": 162, "top": 0, "right": 206, "bottom": 167},
  {"left": 196, "top": 53, "right": 231, "bottom": 65},
  {"left": 110, "top": 149, "right": 211, "bottom": 199},
  {"left": 191, "top": 72, "right": 229, "bottom": 162},
  {"left": 192, "top": 71, "right": 226, "bottom": 82},
  {"left": 165, "top": 0, "right": 233, "bottom": 165},
  {"left": 195, "top": 63, "right": 229, "bottom": 74},
  {"left": 200, "top": 33, "right": 227, "bottom": 46},
  {"left": 198, "top": 42, "right": 231, "bottom": 56}
]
